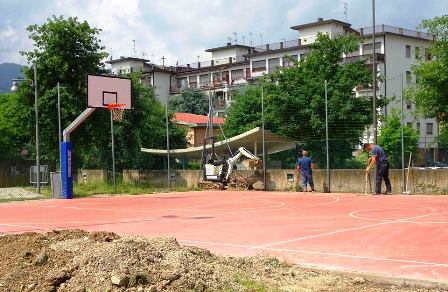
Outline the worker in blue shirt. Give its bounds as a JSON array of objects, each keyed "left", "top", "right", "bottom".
[
  {"left": 364, "top": 143, "right": 392, "bottom": 195},
  {"left": 296, "top": 150, "right": 316, "bottom": 192}
]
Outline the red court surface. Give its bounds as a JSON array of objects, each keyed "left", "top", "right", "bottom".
[{"left": 1, "top": 191, "right": 448, "bottom": 283}]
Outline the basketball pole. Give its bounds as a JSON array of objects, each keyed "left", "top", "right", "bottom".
[{"left": 110, "top": 110, "right": 117, "bottom": 192}]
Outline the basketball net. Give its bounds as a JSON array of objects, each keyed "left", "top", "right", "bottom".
[{"left": 107, "top": 103, "right": 126, "bottom": 122}]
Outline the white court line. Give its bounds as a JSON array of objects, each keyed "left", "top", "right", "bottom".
[
  {"left": 256, "top": 211, "right": 448, "bottom": 248},
  {"left": 350, "top": 210, "right": 448, "bottom": 225},
  {"left": 2, "top": 195, "right": 340, "bottom": 229},
  {"left": 0, "top": 223, "right": 42, "bottom": 230},
  {"left": 179, "top": 239, "right": 448, "bottom": 268},
  {"left": 0, "top": 217, "right": 168, "bottom": 229},
  {"left": 350, "top": 210, "right": 392, "bottom": 222},
  {"left": 38, "top": 202, "right": 224, "bottom": 213},
  {"left": 180, "top": 196, "right": 339, "bottom": 218}
]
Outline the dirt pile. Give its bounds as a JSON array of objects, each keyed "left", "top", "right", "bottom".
[{"left": 0, "top": 230, "right": 444, "bottom": 291}]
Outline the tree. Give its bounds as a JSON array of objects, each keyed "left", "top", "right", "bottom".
[
  {"left": 72, "top": 73, "right": 186, "bottom": 171},
  {"left": 10, "top": 16, "right": 186, "bottom": 171},
  {"left": 225, "top": 33, "right": 373, "bottom": 167},
  {"left": 224, "top": 86, "right": 263, "bottom": 137},
  {"left": 378, "top": 111, "right": 419, "bottom": 168},
  {"left": 18, "top": 15, "right": 108, "bottom": 164},
  {"left": 168, "top": 88, "right": 209, "bottom": 115},
  {"left": 407, "top": 16, "right": 448, "bottom": 147},
  {"left": 0, "top": 92, "right": 33, "bottom": 159}
]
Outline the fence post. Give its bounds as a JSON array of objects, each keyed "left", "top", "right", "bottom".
[
  {"left": 165, "top": 102, "right": 170, "bottom": 190},
  {"left": 325, "top": 80, "right": 330, "bottom": 192},
  {"left": 400, "top": 73, "right": 405, "bottom": 193},
  {"left": 261, "top": 85, "right": 266, "bottom": 191}
]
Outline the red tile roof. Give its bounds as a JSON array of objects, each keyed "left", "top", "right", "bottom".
[{"left": 174, "top": 112, "right": 225, "bottom": 125}]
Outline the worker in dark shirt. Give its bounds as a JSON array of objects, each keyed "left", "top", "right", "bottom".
[
  {"left": 364, "top": 143, "right": 392, "bottom": 195},
  {"left": 296, "top": 150, "right": 316, "bottom": 192}
]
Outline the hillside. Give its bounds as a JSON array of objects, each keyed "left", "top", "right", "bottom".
[{"left": 0, "top": 63, "right": 24, "bottom": 93}]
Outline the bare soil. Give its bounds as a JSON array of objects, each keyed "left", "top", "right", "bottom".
[{"left": 0, "top": 230, "right": 445, "bottom": 292}]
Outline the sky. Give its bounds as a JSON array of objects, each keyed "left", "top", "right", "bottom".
[{"left": 0, "top": 0, "right": 447, "bottom": 66}]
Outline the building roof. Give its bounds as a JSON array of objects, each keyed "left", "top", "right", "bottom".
[
  {"left": 141, "top": 127, "right": 296, "bottom": 158},
  {"left": 291, "top": 19, "right": 352, "bottom": 31},
  {"left": 357, "top": 25, "right": 433, "bottom": 41},
  {"left": 174, "top": 112, "right": 225, "bottom": 127},
  {"left": 106, "top": 57, "right": 150, "bottom": 64},
  {"left": 143, "top": 64, "right": 175, "bottom": 73},
  {"left": 205, "top": 44, "right": 253, "bottom": 52}
]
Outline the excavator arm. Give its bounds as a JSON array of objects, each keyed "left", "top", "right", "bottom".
[{"left": 225, "top": 147, "right": 261, "bottom": 181}]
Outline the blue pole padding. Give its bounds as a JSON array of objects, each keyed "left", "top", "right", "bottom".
[{"left": 61, "top": 142, "right": 73, "bottom": 199}]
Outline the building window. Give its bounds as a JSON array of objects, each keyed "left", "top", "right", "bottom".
[
  {"left": 362, "top": 42, "right": 381, "bottom": 54},
  {"left": 406, "top": 45, "right": 411, "bottom": 58},
  {"left": 406, "top": 103, "right": 412, "bottom": 110},
  {"left": 425, "top": 48, "right": 432, "bottom": 61},
  {"left": 283, "top": 54, "right": 297, "bottom": 67},
  {"left": 188, "top": 76, "right": 197, "bottom": 88},
  {"left": 415, "top": 47, "right": 420, "bottom": 59},
  {"left": 141, "top": 75, "right": 152, "bottom": 86},
  {"left": 212, "top": 72, "right": 221, "bottom": 82},
  {"left": 426, "top": 123, "right": 434, "bottom": 135},
  {"left": 416, "top": 122, "right": 421, "bottom": 135},
  {"left": 406, "top": 71, "right": 412, "bottom": 84},
  {"left": 252, "top": 60, "right": 266, "bottom": 72},
  {"left": 407, "top": 122, "right": 412, "bottom": 128},
  {"left": 199, "top": 74, "right": 210, "bottom": 85},
  {"left": 177, "top": 77, "right": 187, "bottom": 89},
  {"left": 268, "top": 58, "right": 280, "bottom": 73},
  {"left": 231, "top": 69, "right": 244, "bottom": 82}
]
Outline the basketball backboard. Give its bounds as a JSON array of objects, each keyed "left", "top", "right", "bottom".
[{"left": 87, "top": 75, "right": 131, "bottom": 109}]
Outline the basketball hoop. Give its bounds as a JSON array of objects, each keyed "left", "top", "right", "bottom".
[{"left": 107, "top": 103, "right": 126, "bottom": 121}]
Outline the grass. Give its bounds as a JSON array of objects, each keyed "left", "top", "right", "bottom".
[
  {"left": 0, "top": 182, "right": 201, "bottom": 202},
  {"left": 232, "top": 273, "right": 273, "bottom": 292},
  {"left": 73, "top": 181, "right": 202, "bottom": 198}
]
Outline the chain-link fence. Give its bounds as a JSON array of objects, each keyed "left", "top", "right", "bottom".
[{"left": 2, "top": 81, "right": 447, "bottom": 195}]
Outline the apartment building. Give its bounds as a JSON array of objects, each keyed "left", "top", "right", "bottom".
[
  {"left": 107, "top": 18, "right": 441, "bottom": 164},
  {"left": 106, "top": 56, "right": 175, "bottom": 105}
]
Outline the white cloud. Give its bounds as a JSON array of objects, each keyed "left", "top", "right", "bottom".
[
  {"left": 1, "top": 0, "right": 448, "bottom": 65},
  {"left": 0, "top": 26, "right": 18, "bottom": 42}
]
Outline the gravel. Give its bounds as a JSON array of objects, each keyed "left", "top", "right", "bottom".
[{"left": 0, "top": 230, "right": 445, "bottom": 291}]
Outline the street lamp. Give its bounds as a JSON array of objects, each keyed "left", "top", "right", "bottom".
[{"left": 11, "top": 64, "right": 40, "bottom": 194}]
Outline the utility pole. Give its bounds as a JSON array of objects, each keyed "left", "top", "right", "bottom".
[
  {"left": 372, "top": 0, "right": 377, "bottom": 144},
  {"left": 161, "top": 56, "right": 166, "bottom": 68},
  {"left": 132, "top": 40, "right": 136, "bottom": 57},
  {"left": 344, "top": 2, "right": 348, "bottom": 23}
]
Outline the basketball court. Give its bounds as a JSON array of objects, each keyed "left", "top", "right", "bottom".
[{"left": 1, "top": 191, "right": 447, "bottom": 283}]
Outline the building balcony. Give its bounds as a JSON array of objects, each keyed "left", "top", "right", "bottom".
[
  {"left": 341, "top": 53, "right": 385, "bottom": 64},
  {"left": 357, "top": 25, "right": 433, "bottom": 41},
  {"left": 213, "top": 99, "right": 227, "bottom": 110},
  {"left": 251, "top": 39, "right": 303, "bottom": 53},
  {"left": 175, "top": 56, "right": 248, "bottom": 74}
]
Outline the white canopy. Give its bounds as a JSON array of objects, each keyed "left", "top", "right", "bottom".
[{"left": 141, "top": 127, "right": 296, "bottom": 158}]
